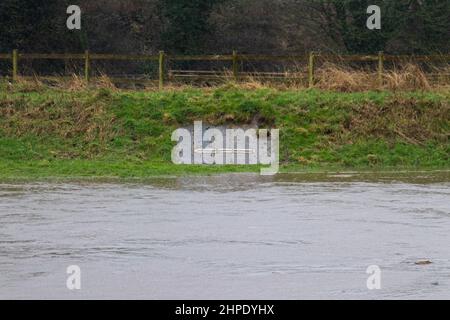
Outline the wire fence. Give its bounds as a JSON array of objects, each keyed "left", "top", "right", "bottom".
[{"left": 1, "top": 51, "right": 449, "bottom": 88}]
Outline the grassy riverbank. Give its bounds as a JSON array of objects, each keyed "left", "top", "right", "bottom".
[{"left": 0, "top": 83, "right": 448, "bottom": 179}]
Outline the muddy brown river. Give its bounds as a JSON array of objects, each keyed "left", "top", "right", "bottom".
[{"left": 0, "top": 172, "right": 449, "bottom": 299}]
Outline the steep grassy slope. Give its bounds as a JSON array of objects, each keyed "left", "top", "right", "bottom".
[{"left": 0, "top": 85, "right": 448, "bottom": 179}]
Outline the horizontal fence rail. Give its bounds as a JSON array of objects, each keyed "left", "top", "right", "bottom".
[{"left": 1, "top": 50, "right": 449, "bottom": 88}]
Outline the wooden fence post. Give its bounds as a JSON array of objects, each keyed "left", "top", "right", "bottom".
[
  {"left": 84, "top": 50, "right": 90, "bottom": 83},
  {"left": 308, "top": 51, "right": 315, "bottom": 88},
  {"left": 12, "top": 49, "right": 18, "bottom": 82},
  {"left": 159, "top": 51, "right": 165, "bottom": 89},
  {"left": 378, "top": 51, "right": 384, "bottom": 88},
  {"left": 232, "top": 50, "right": 239, "bottom": 81}
]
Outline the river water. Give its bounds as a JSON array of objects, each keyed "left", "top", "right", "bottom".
[{"left": 0, "top": 172, "right": 449, "bottom": 299}]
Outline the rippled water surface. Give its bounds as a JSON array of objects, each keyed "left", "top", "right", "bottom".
[{"left": 0, "top": 173, "right": 449, "bottom": 299}]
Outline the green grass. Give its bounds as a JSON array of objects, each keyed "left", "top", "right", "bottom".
[{"left": 0, "top": 85, "right": 448, "bottom": 180}]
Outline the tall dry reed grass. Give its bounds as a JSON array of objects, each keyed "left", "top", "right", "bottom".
[{"left": 2, "top": 62, "right": 449, "bottom": 92}]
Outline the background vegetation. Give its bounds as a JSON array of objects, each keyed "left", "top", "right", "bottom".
[{"left": 1, "top": 0, "right": 449, "bottom": 56}]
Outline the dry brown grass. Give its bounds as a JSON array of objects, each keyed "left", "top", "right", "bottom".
[
  {"left": 315, "top": 63, "right": 376, "bottom": 92},
  {"left": 220, "top": 62, "right": 449, "bottom": 92},
  {"left": 0, "top": 93, "right": 116, "bottom": 158},
  {"left": 65, "top": 74, "right": 87, "bottom": 91},
  {"left": 94, "top": 73, "right": 117, "bottom": 90},
  {"left": 7, "top": 76, "right": 46, "bottom": 93},
  {"left": 384, "top": 64, "right": 431, "bottom": 91},
  {"left": 2, "top": 62, "right": 449, "bottom": 92},
  {"left": 346, "top": 97, "right": 450, "bottom": 145},
  {"left": 313, "top": 63, "right": 444, "bottom": 92}
]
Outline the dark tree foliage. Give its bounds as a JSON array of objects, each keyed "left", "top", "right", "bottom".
[
  {"left": 328, "top": 0, "right": 391, "bottom": 53},
  {"left": 306, "top": 0, "right": 450, "bottom": 54},
  {"left": 159, "top": 0, "right": 222, "bottom": 54},
  {"left": 0, "top": 0, "right": 448, "bottom": 55},
  {"left": 0, "top": 0, "right": 82, "bottom": 52},
  {"left": 391, "top": 0, "right": 450, "bottom": 53}
]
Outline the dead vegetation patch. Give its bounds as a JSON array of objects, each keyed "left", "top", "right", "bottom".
[
  {"left": 384, "top": 64, "right": 432, "bottom": 91},
  {"left": 346, "top": 97, "right": 449, "bottom": 145},
  {"left": 315, "top": 63, "right": 376, "bottom": 92},
  {"left": 0, "top": 94, "right": 116, "bottom": 157},
  {"left": 2, "top": 61, "right": 449, "bottom": 93}
]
